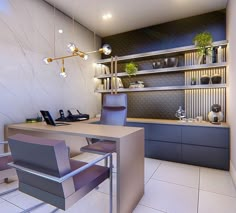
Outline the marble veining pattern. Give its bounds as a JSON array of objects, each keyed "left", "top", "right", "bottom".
[{"left": 0, "top": 0, "right": 101, "bottom": 145}]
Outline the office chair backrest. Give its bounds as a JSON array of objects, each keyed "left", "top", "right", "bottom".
[
  {"left": 101, "top": 93, "right": 127, "bottom": 126},
  {"left": 8, "top": 134, "right": 75, "bottom": 198}
]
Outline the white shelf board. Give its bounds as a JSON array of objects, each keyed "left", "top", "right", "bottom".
[
  {"left": 95, "top": 84, "right": 226, "bottom": 93},
  {"left": 96, "top": 40, "right": 228, "bottom": 64},
  {"left": 95, "top": 62, "right": 227, "bottom": 79}
]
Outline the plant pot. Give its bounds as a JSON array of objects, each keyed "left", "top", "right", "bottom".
[
  {"left": 200, "top": 75, "right": 210, "bottom": 84},
  {"left": 191, "top": 80, "right": 196, "bottom": 85},
  {"left": 211, "top": 74, "right": 222, "bottom": 84}
]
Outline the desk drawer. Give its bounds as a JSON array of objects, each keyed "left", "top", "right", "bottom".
[
  {"left": 146, "top": 140, "right": 181, "bottom": 162},
  {"left": 148, "top": 124, "right": 181, "bottom": 143},
  {"left": 182, "top": 126, "right": 229, "bottom": 148}
]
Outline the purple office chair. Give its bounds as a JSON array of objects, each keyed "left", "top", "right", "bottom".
[
  {"left": 8, "top": 134, "right": 113, "bottom": 212},
  {"left": 80, "top": 94, "right": 127, "bottom": 158}
]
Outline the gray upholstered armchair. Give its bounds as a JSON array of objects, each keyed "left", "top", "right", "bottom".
[
  {"left": 81, "top": 93, "right": 127, "bottom": 156},
  {"left": 8, "top": 134, "right": 113, "bottom": 212}
]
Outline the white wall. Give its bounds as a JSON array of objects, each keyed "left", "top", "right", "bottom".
[
  {"left": 226, "top": 0, "right": 236, "bottom": 184},
  {"left": 0, "top": 0, "right": 101, "bottom": 142}
]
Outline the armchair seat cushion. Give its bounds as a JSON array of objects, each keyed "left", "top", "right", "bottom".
[
  {"left": 80, "top": 141, "right": 116, "bottom": 155},
  {"left": 70, "top": 159, "right": 109, "bottom": 191}
]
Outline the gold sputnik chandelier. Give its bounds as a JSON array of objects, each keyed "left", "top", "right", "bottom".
[{"left": 43, "top": 43, "right": 112, "bottom": 78}]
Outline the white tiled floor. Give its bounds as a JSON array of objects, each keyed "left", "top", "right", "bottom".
[{"left": 1, "top": 157, "right": 236, "bottom": 213}]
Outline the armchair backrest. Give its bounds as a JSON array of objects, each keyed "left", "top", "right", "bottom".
[
  {"left": 100, "top": 94, "right": 127, "bottom": 126},
  {"left": 8, "top": 134, "right": 75, "bottom": 199}
]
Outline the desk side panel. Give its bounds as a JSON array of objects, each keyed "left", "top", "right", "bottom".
[{"left": 117, "top": 128, "right": 144, "bottom": 213}]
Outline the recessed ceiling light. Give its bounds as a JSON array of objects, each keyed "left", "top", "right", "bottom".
[
  {"left": 102, "top": 13, "right": 112, "bottom": 20},
  {"left": 58, "top": 29, "right": 63, "bottom": 34}
]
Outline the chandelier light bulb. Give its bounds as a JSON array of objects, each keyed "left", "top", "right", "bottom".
[
  {"left": 101, "top": 44, "right": 112, "bottom": 55},
  {"left": 43, "top": 57, "right": 52, "bottom": 64},
  {"left": 60, "top": 71, "right": 67, "bottom": 78},
  {"left": 60, "top": 67, "right": 67, "bottom": 78},
  {"left": 83, "top": 54, "right": 89, "bottom": 60},
  {"left": 67, "top": 42, "right": 77, "bottom": 53}
]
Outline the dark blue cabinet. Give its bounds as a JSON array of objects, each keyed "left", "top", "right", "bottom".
[
  {"left": 127, "top": 121, "right": 229, "bottom": 170},
  {"left": 148, "top": 124, "right": 181, "bottom": 143},
  {"left": 182, "top": 144, "right": 229, "bottom": 169},
  {"left": 182, "top": 126, "right": 229, "bottom": 148},
  {"left": 146, "top": 140, "right": 182, "bottom": 162}
]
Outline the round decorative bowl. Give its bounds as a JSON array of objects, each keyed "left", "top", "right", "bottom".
[
  {"left": 167, "top": 57, "right": 178, "bottom": 67},
  {"left": 200, "top": 75, "right": 210, "bottom": 84},
  {"left": 211, "top": 74, "right": 222, "bottom": 84}
]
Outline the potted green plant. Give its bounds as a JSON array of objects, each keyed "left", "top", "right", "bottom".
[
  {"left": 125, "top": 62, "right": 138, "bottom": 77},
  {"left": 193, "top": 32, "right": 213, "bottom": 64}
]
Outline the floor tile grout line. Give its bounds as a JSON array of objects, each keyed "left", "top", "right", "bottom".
[
  {"left": 148, "top": 161, "right": 163, "bottom": 180},
  {"left": 1, "top": 190, "right": 21, "bottom": 202},
  {"left": 199, "top": 189, "right": 236, "bottom": 199},
  {"left": 3, "top": 199, "right": 25, "bottom": 211},
  {"left": 150, "top": 178, "right": 199, "bottom": 190},
  {"left": 197, "top": 167, "right": 201, "bottom": 213},
  {"left": 138, "top": 203, "right": 167, "bottom": 213}
]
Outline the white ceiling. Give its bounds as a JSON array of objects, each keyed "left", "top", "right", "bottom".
[{"left": 44, "top": 0, "right": 228, "bottom": 37}]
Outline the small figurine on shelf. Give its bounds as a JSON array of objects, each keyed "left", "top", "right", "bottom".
[
  {"left": 175, "top": 106, "right": 186, "bottom": 121},
  {"left": 191, "top": 77, "right": 197, "bottom": 85}
]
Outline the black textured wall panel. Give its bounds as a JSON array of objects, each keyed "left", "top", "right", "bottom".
[
  {"left": 101, "top": 10, "right": 226, "bottom": 119},
  {"left": 102, "top": 11, "right": 226, "bottom": 58},
  {"left": 126, "top": 91, "right": 185, "bottom": 119}
]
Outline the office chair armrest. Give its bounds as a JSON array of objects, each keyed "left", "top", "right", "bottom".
[
  {"left": 0, "top": 152, "right": 11, "bottom": 157},
  {"left": 8, "top": 153, "right": 112, "bottom": 183}
]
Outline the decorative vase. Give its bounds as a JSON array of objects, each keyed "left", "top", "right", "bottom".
[
  {"left": 211, "top": 74, "right": 222, "bottom": 84},
  {"left": 200, "top": 75, "right": 210, "bottom": 84},
  {"left": 198, "top": 55, "right": 203, "bottom": 64},
  {"left": 167, "top": 57, "right": 178, "bottom": 67},
  {"left": 191, "top": 80, "right": 196, "bottom": 85},
  {"left": 152, "top": 59, "right": 164, "bottom": 69}
]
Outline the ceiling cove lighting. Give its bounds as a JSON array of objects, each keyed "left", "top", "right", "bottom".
[
  {"left": 43, "top": 43, "right": 112, "bottom": 77},
  {"left": 58, "top": 29, "right": 63, "bottom": 34},
  {"left": 102, "top": 13, "right": 112, "bottom": 20}
]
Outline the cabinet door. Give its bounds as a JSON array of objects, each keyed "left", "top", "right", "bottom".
[
  {"left": 182, "top": 126, "right": 229, "bottom": 148},
  {"left": 126, "top": 122, "right": 149, "bottom": 139},
  {"left": 148, "top": 124, "right": 181, "bottom": 143},
  {"left": 182, "top": 144, "right": 229, "bottom": 170},
  {"left": 146, "top": 140, "right": 182, "bottom": 162}
]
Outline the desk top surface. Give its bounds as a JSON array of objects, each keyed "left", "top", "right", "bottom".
[
  {"left": 88, "top": 117, "right": 229, "bottom": 128},
  {"left": 7, "top": 122, "right": 143, "bottom": 141}
]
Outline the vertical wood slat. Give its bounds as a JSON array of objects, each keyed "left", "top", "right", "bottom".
[{"left": 184, "top": 50, "right": 226, "bottom": 121}]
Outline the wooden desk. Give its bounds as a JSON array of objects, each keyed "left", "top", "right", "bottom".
[{"left": 6, "top": 122, "right": 144, "bottom": 213}]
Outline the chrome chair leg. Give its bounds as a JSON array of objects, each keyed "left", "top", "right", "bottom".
[{"left": 109, "top": 154, "right": 113, "bottom": 213}]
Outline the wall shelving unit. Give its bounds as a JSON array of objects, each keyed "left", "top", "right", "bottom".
[
  {"left": 94, "top": 40, "right": 228, "bottom": 121},
  {"left": 95, "top": 84, "right": 226, "bottom": 93},
  {"left": 96, "top": 40, "right": 228, "bottom": 64}
]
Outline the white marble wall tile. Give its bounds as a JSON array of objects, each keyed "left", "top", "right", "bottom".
[{"left": 0, "top": 0, "right": 102, "bottom": 142}]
